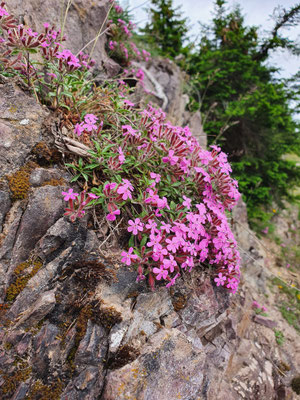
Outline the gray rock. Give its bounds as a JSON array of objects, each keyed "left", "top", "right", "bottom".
[
  {"left": 253, "top": 315, "right": 277, "bottom": 329},
  {"left": 0, "top": 190, "right": 11, "bottom": 233},
  {"left": 14, "top": 290, "right": 56, "bottom": 329},
  {"left": 0, "top": 82, "right": 48, "bottom": 177},
  {"left": 11, "top": 185, "right": 65, "bottom": 267},
  {"left": 29, "top": 168, "right": 63, "bottom": 187}
]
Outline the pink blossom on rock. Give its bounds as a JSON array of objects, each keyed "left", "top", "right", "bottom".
[
  {"left": 214, "top": 273, "right": 226, "bottom": 286},
  {"left": 62, "top": 188, "right": 79, "bottom": 201},
  {"left": 166, "top": 273, "right": 180, "bottom": 288},
  {"left": 252, "top": 301, "right": 260, "bottom": 309},
  {"left": 121, "top": 247, "right": 138, "bottom": 266},
  {"left": 153, "top": 265, "right": 168, "bottom": 280}
]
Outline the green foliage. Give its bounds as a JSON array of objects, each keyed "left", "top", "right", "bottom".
[
  {"left": 272, "top": 277, "right": 300, "bottom": 333},
  {"left": 274, "top": 329, "right": 285, "bottom": 346},
  {"left": 185, "top": 0, "right": 300, "bottom": 227},
  {"left": 141, "top": 0, "right": 189, "bottom": 58}
]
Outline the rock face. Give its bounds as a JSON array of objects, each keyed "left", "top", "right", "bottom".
[
  {"left": 0, "top": 22, "right": 299, "bottom": 400},
  {"left": 0, "top": 81, "right": 300, "bottom": 400}
]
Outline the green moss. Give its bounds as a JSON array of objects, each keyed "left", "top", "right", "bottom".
[
  {"left": 26, "top": 379, "right": 64, "bottom": 400},
  {"left": 4, "top": 342, "right": 13, "bottom": 350},
  {"left": 66, "top": 304, "right": 93, "bottom": 371},
  {"left": 96, "top": 304, "right": 122, "bottom": 330},
  {"left": 0, "top": 360, "right": 32, "bottom": 397},
  {"left": 274, "top": 329, "right": 285, "bottom": 346},
  {"left": 7, "top": 162, "right": 38, "bottom": 200},
  {"left": 42, "top": 178, "right": 65, "bottom": 187},
  {"left": 5, "top": 258, "right": 43, "bottom": 302}
]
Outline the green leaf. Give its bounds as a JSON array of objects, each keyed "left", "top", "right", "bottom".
[
  {"left": 71, "top": 174, "right": 81, "bottom": 182},
  {"left": 128, "top": 235, "right": 135, "bottom": 248},
  {"left": 140, "top": 235, "right": 148, "bottom": 247}
]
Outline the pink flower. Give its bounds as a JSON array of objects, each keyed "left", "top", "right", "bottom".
[
  {"left": 145, "top": 219, "right": 157, "bottom": 232},
  {"left": 166, "top": 273, "right": 180, "bottom": 288},
  {"left": 147, "top": 233, "right": 162, "bottom": 249},
  {"left": 162, "top": 150, "right": 178, "bottom": 166},
  {"left": 150, "top": 172, "right": 161, "bottom": 183},
  {"left": 183, "top": 195, "right": 191, "bottom": 209},
  {"left": 153, "top": 265, "right": 168, "bottom": 280},
  {"left": 122, "top": 125, "right": 139, "bottom": 137},
  {"left": 261, "top": 227, "right": 269, "bottom": 234},
  {"left": 117, "top": 179, "right": 133, "bottom": 200},
  {"left": 121, "top": 247, "right": 138, "bottom": 266},
  {"left": 226, "top": 278, "right": 238, "bottom": 292},
  {"left": 128, "top": 218, "right": 144, "bottom": 235},
  {"left": 124, "top": 99, "right": 135, "bottom": 108},
  {"left": 106, "top": 209, "right": 120, "bottom": 221},
  {"left": 43, "top": 22, "right": 50, "bottom": 29},
  {"left": 0, "top": 7, "right": 9, "bottom": 17},
  {"left": 286, "top": 263, "right": 290, "bottom": 268},
  {"left": 118, "top": 147, "right": 125, "bottom": 164},
  {"left": 41, "top": 41, "right": 50, "bottom": 48},
  {"left": 163, "top": 255, "right": 177, "bottom": 273},
  {"left": 160, "top": 222, "right": 171, "bottom": 233},
  {"left": 214, "top": 273, "right": 226, "bottom": 286},
  {"left": 74, "top": 122, "right": 85, "bottom": 136},
  {"left": 88, "top": 193, "right": 99, "bottom": 199},
  {"left": 62, "top": 188, "right": 79, "bottom": 201},
  {"left": 252, "top": 301, "right": 260, "bottom": 309}
]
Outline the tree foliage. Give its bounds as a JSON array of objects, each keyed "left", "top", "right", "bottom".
[
  {"left": 184, "top": 1, "right": 300, "bottom": 226},
  {"left": 141, "top": 0, "right": 189, "bottom": 58}
]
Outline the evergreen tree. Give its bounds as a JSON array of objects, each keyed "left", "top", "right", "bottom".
[
  {"left": 141, "top": 0, "right": 189, "bottom": 58},
  {"left": 186, "top": 1, "right": 300, "bottom": 226}
]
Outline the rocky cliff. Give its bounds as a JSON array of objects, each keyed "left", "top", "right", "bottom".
[{"left": 0, "top": 2, "right": 299, "bottom": 400}]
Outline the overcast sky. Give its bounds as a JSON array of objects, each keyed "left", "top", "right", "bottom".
[{"left": 123, "top": 0, "right": 300, "bottom": 78}]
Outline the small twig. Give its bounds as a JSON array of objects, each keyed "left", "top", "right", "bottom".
[
  {"left": 76, "top": 27, "right": 111, "bottom": 56},
  {"left": 88, "top": 3, "right": 114, "bottom": 62},
  {"left": 99, "top": 217, "right": 123, "bottom": 250},
  {"left": 60, "top": 0, "right": 74, "bottom": 43}
]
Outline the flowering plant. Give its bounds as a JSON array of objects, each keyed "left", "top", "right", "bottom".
[
  {"left": 107, "top": 3, "right": 150, "bottom": 66},
  {"left": 63, "top": 95, "right": 241, "bottom": 293},
  {"left": 0, "top": 2, "right": 94, "bottom": 109}
]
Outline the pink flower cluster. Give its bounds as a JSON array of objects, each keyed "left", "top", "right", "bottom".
[
  {"left": 90, "top": 103, "right": 241, "bottom": 293},
  {"left": 108, "top": 2, "right": 151, "bottom": 65},
  {"left": 62, "top": 189, "right": 99, "bottom": 222},
  {"left": 252, "top": 301, "right": 267, "bottom": 312},
  {"left": 74, "top": 114, "right": 103, "bottom": 137},
  {"left": 0, "top": 3, "right": 94, "bottom": 78}
]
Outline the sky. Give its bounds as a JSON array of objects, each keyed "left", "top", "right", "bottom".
[{"left": 123, "top": 0, "right": 300, "bottom": 79}]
